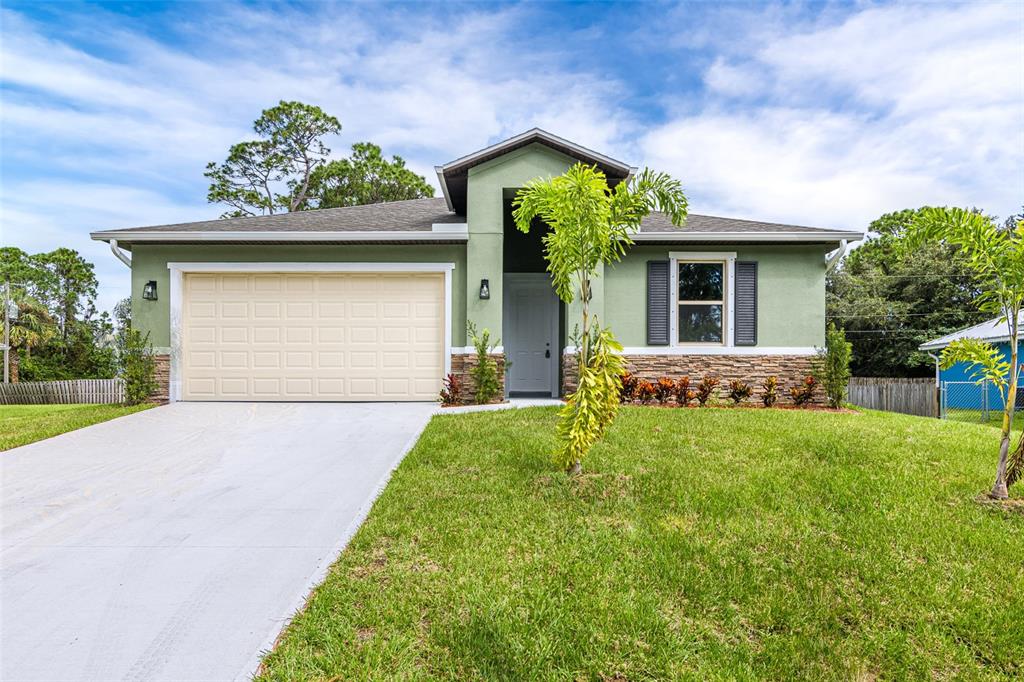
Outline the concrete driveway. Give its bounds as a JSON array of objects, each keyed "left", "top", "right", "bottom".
[{"left": 1, "top": 402, "right": 435, "bottom": 681}]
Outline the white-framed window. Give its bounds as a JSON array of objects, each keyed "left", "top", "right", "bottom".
[{"left": 669, "top": 252, "right": 736, "bottom": 347}]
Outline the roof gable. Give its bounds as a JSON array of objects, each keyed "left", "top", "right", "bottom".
[{"left": 435, "top": 128, "right": 635, "bottom": 215}]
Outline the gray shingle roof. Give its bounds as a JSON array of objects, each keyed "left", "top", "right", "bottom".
[
  {"left": 96, "top": 197, "right": 461, "bottom": 234},
  {"left": 639, "top": 212, "right": 848, "bottom": 235},
  {"left": 92, "top": 196, "right": 858, "bottom": 245}
]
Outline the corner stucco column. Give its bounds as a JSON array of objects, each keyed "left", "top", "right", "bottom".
[{"left": 466, "top": 232, "right": 503, "bottom": 341}]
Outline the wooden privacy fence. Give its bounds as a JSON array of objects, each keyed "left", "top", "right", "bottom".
[
  {"left": 0, "top": 379, "right": 125, "bottom": 405},
  {"left": 847, "top": 377, "right": 937, "bottom": 418}
]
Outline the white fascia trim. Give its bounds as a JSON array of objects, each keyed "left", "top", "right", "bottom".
[
  {"left": 435, "top": 166, "right": 454, "bottom": 212},
  {"left": 634, "top": 231, "right": 863, "bottom": 242},
  {"left": 563, "top": 346, "right": 817, "bottom": 356},
  {"left": 166, "top": 261, "right": 456, "bottom": 403},
  {"left": 91, "top": 230, "right": 468, "bottom": 243},
  {"left": 431, "top": 223, "right": 468, "bottom": 233}
]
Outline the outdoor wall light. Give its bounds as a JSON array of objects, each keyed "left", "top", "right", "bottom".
[
  {"left": 479, "top": 279, "right": 490, "bottom": 300},
  {"left": 142, "top": 280, "right": 158, "bottom": 301}
]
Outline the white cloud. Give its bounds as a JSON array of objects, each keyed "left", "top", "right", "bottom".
[{"left": 649, "top": 1, "right": 1023, "bottom": 230}]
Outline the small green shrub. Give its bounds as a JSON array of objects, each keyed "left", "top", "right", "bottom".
[
  {"left": 761, "top": 376, "right": 779, "bottom": 407},
  {"left": 727, "top": 379, "right": 752, "bottom": 404},
  {"left": 619, "top": 372, "right": 637, "bottom": 403},
  {"left": 466, "top": 321, "right": 500, "bottom": 404},
  {"left": 439, "top": 373, "right": 462, "bottom": 406},
  {"left": 789, "top": 376, "right": 819, "bottom": 406},
  {"left": 816, "top": 323, "right": 852, "bottom": 408},
  {"left": 695, "top": 376, "right": 719, "bottom": 406},
  {"left": 673, "top": 376, "right": 694, "bottom": 406},
  {"left": 636, "top": 379, "right": 655, "bottom": 404},
  {"left": 654, "top": 377, "right": 675, "bottom": 404},
  {"left": 119, "top": 328, "right": 157, "bottom": 406}
]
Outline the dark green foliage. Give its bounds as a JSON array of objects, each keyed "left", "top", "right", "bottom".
[
  {"left": 205, "top": 102, "right": 431, "bottom": 218},
  {"left": 761, "top": 376, "right": 779, "bottom": 407},
  {"left": 119, "top": 328, "right": 157, "bottom": 405},
  {"left": 438, "top": 373, "right": 462, "bottom": 406},
  {"left": 466, "top": 321, "right": 500, "bottom": 404},
  {"left": 827, "top": 207, "right": 988, "bottom": 376},
  {"left": 789, "top": 376, "right": 819, "bottom": 406},
  {"left": 1, "top": 247, "right": 116, "bottom": 381},
  {"left": 727, "top": 379, "right": 753, "bottom": 404},
  {"left": 654, "top": 377, "right": 674, "bottom": 404},
  {"left": 308, "top": 142, "right": 433, "bottom": 208},
  {"left": 695, "top": 376, "right": 719, "bottom": 406},
  {"left": 816, "top": 323, "right": 853, "bottom": 408}
]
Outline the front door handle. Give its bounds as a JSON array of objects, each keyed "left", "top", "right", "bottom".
[{"left": 545, "top": 349, "right": 551, "bottom": 358}]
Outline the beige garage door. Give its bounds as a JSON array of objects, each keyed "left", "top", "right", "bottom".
[{"left": 181, "top": 272, "right": 445, "bottom": 401}]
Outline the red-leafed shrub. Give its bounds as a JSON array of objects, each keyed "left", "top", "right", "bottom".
[
  {"left": 619, "top": 372, "right": 638, "bottom": 403},
  {"left": 727, "top": 379, "right": 753, "bottom": 404},
  {"left": 439, "top": 373, "right": 462, "bottom": 406},
  {"left": 695, "top": 376, "right": 720, "bottom": 406},
  {"left": 654, "top": 377, "right": 675, "bottom": 404},
  {"left": 761, "top": 376, "right": 779, "bottom": 407},
  {"left": 789, "top": 375, "right": 818, "bottom": 406},
  {"left": 673, "top": 376, "right": 695, "bottom": 406},
  {"left": 635, "top": 380, "right": 655, "bottom": 404}
]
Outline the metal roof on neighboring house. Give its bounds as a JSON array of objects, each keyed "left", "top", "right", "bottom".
[{"left": 919, "top": 313, "right": 1024, "bottom": 351}]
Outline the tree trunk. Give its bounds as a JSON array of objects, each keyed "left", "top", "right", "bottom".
[
  {"left": 992, "top": 322, "right": 1018, "bottom": 499},
  {"left": 567, "top": 460, "right": 582, "bottom": 476}
]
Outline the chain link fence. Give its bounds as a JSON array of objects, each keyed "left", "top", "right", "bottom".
[{"left": 940, "top": 380, "right": 1024, "bottom": 427}]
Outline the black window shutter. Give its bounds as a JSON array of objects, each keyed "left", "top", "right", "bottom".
[
  {"left": 647, "top": 261, "right": 670, "bottom": 345},
  {"left": 734, "top": 261, "right": 758, "bottom": 346}
]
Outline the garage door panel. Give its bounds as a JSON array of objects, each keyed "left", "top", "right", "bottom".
[{"left": 182, "top": 272, "right": 444, "bottom": 401}]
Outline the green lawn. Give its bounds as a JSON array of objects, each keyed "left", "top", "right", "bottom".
[
  {"left": 259, "top": 407, "right": 1023, "bottom": 681},
  {"left": 0, "top": 403, "right": 154, "bottom": 451},
  {"left": 946, "top": 408, "right": 1024, "bottom": 431}
]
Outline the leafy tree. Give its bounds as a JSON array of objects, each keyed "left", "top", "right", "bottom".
[
  {"left": 513, "top": 164, "right": 687, "bottom": 473},
  {"left": 908, "top": 208, "right": 1023, "bottom": 499},
  {"left": 206, "top": 102, "right": 431, "bottom": 217},
  {"left": 8, "top": 294, "right": 57, "bottom": 360},
  {"left": 32, "top": 248, "right": 99, "bottom": 342},
  {"left": 308, "top": 142, "right": 433, "bottom": 208},
  {"left": 206, "top": 101, "right": 340, "bottom": 216},
  {"left": 816, "top": 323, "right": 852, "bottom": 408},
  {"left": 827, "top": 208, "right": 987, "bottom": 376}
]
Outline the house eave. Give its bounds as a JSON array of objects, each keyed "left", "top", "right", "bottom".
[
  {"left": 90, "top": 229, "right": 469, "bottom": 244},
  {"left": 632, "top": 230, "right": 863, "bottom": 243}
]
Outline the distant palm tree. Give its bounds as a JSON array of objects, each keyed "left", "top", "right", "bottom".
[{"left": 10, "top": 294, "right": 57, "bottom": 359}]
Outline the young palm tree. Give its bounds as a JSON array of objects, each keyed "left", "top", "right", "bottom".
[
  {"left": 909, "top": 208, "right": 1023, "bottom": 499},
  {"left": 10, "top": 295, "right": 57, "bottom": 359},
  {"left": 513, "top": 164, "right": 688, "bottom": 473}
]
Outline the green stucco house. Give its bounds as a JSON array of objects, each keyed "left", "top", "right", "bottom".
[{"left": 91, "top": 129, "right": 861, "bottom": 403}]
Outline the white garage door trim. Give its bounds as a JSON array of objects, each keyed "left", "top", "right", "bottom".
[{"left": 167, "top": 262, "right": 455, "bottom": 403}]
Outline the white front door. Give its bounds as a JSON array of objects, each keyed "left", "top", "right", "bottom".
[{"left": 503, "top": 274, "right": 559, "bottom": 396}]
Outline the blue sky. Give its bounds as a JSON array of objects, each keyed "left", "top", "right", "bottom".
[{"left": 2, "top": 0, "right": 1022, "bottom": 312}]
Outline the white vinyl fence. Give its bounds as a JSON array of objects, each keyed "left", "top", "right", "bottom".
[
  {"left": 846, "top": 377, "right": 937, "bottom": 418},
  {"left": 0, "top": 379, "right": 125, "bottom": 405}
]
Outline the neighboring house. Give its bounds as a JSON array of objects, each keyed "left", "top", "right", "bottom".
[
  {"left": 90, "top": 129, "right": 861, "bottom": 403},
  {"left": 920, "top": 314, "right": 1024, "bottom": 410}
]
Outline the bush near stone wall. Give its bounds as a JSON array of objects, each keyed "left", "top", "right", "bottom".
[{"left": 562, "top": 354, "right": 824, "bottom": 405}]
